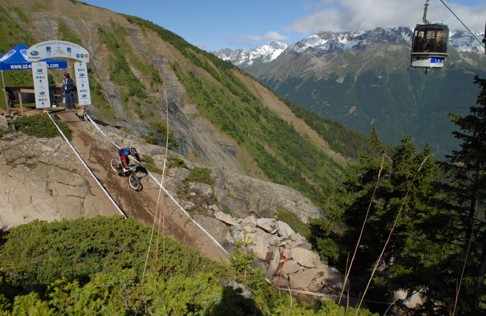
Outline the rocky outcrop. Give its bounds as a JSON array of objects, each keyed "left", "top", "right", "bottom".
[
  {"left": 212, "top": 169, "right": 322, "bottom": 223},
  {"left": 0, "top": 133, "right": 116, "bottom": 228},
  {"left": 210, "top": 211, "right": 347, "bottom": 295},
  {"left": 0, "top": 109, "right": 18, "bottom": 132}
]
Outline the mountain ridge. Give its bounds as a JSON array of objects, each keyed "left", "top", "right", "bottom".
[
  {"left": 216, "top": 26, "right": 485, "bottom": 67},
  {"left": 216, "top": 26, "right": 486, "bottom": 157}
]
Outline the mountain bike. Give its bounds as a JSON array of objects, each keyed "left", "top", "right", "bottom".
[{"left": 110, "top": 158, "right": 148, "bottom": 191}]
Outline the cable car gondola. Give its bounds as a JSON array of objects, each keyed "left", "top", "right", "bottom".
[{"left": 411, "top": 0, "right": 449, "bottom": 70}]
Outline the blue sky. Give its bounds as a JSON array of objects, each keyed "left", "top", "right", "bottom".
[{"left": 82, "top": 0, "right": 486, "bottom": 51}]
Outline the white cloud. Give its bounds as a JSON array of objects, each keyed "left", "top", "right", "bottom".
[
  {"left": 263, "top": 31, "right": 289, "bottom": 41},
  {"left": 238, "top": 31, "right": 288, "bottom": 42},
  {"left": 286, "top": 0, "right": 486, "bottom": 33}
]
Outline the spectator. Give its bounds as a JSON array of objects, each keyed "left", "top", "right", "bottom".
[{"left": 62, "top": 73, "right": 76, "bottom": 110}]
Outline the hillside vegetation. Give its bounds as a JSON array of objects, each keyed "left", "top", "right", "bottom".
[{"left": 0, "top": 216, "right": 375, "bottom": 315}]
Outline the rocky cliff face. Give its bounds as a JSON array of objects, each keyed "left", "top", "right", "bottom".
[{"left": 0, "top": 133, "right": 116, "bottom": 228}]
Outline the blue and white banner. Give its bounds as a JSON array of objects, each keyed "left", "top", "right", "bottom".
[
  {"left": 74, "top": 62, "right": 91, "bottom": 106},
  {"left": 32, "top": 62, "right": 51, "bottom": 109},
  {"left": 26, "top": 40, "right": 89, "bottom": 63}
]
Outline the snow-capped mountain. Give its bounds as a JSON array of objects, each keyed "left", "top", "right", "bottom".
[
  {"left": 217, "top": 41, "right": 288, "bottom": 66},
  {"left": 216, "top": 27, "right": 485, "bottom": 67},
  {"left": 292, "top": 27, "right": 412, "bottom": 54},
  {"left": 449, "top": 30, "right": 486, "bottom": 52}
]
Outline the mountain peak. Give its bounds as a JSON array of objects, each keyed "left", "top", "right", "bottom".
[
  {"left": 216, "top": 26, "right": 484, "bottom": 67},
  {"left": 216, "top": 41, "right": 288, "bottom": 66},
  {"left": 296, "top": 27, "right": 412, "bottom": 52}
]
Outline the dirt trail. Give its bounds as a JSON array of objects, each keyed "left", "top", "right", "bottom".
[{"left": 56, "top": 111, "right": 229, "bottom": 263}]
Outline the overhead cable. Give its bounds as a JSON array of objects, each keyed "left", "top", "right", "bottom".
[{"left": 439, "top": 0, "right": 486, "bottom": 49}]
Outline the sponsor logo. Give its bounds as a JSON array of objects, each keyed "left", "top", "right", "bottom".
[
  {"left": 81, "top": 94, "right": 87, "bottom": 97},
  {"left": 30, "top": 51, "right": 40, "bottom": 56},
  {"left": 75, "top": 53, "right": 89, "bottom": 59},
  {"left": 40, "top": 91, "right": 46, "bottom": 96},
  {"left": 36, "top": 68, "right": 43, "bottom": 73}
]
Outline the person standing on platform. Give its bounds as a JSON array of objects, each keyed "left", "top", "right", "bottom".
[{"left": 62, "top": 72, "right": 76, "bottom": 110}]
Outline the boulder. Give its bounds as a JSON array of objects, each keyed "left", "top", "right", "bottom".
[
  {"left": 277, "top": 220, "right": 295, "bottom": 237},
  {"left": 256, "top": 218, "right": 278, "bottom": 234},
  {"left": 272, "top": 275, "right": 290, "bottom": 289},
  {"left": 194, "top": 214, "right": 234, "bottom": 248},
  {"left": 394, "top": 290, "right": 423, "bottom": 309},
  {"left": 242, "top": 215, "right": 258, "bottom": 226},
  {"left": 0, "top": 115, "right": 8, "bottom": 131},
  {"left": 214, "top": 210, "right": 239, "bottom": 226},
  {"left": 224, "top": 281, "right": 254, "bottom": 299},
  {"left": 280, "top": 259, "right": 301, "bottom": 276},
  {"left": 212, "top": 168, "right": 322, "bottom": 222},
  {"left": 307, "top": 264, "right": 327, "bottom": 292},
  {"left": 288, "top": 233, "right": 304, "bottom": 248},
  {"left": 290, "top": 247, "right": 320, "bottom": 268},
  {"left": 315, "top": 263, "right": 347, "bottom": 293},
  {"left": 267, "top": 247, "right": 280, "bottom": 278},
  {"left": 0, "top": 134, "right": 115, "bottom": 228},
  {"left": 289, "top": 268, "right": 320, "bottom": 290},
  {"left": 248, "top": 230, "right": 272, "bottom": 261},
  {"left": 209, "top": 204, "right": 220, "bottom": 213}
]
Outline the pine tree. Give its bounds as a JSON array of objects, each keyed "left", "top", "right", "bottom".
[
  {"left": 336, "top": 132, "right": 442, "bottom": 313},
  {"left": 441, "top": 75, "right": 486, "bottom": 315}
]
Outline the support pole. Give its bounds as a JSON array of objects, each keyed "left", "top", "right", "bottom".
[
  {"left": 422, "top": 0, "right": 430, "bottom": 24},
  {"left": 1, "top": 71, "right": 9, "bottom": 112},
  {"left": 18, "top": 90, "right": 23, "bottom": 116}
]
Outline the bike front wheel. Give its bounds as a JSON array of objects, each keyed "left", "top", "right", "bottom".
[
  {"left": 110, "top": 158, "right": 121, "bottom": 174},
  {"left": 128, "top": 174, "right": 142, "bottom": 191}
]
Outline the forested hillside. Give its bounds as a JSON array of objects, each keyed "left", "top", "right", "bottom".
[
  {"left": 235, "top": 28, "right": 486, "bottom": 158},
  {"left": 309, "top": 77, "right": 486, "bottom": 314}
]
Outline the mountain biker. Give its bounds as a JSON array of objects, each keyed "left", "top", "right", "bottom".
[{"left": 118, "top": 147, "right": 141, "bottom": 172}]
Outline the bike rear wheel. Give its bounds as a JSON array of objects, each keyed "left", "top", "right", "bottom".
[{"left": 128, "top": 174, "right": 141, "bottom": 191}]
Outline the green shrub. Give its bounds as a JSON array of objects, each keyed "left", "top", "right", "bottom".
[
  {"left": 0, "top": 217, "right": 215, "bottom": 291},
  {"left": 141, "top": 154, "right": 162, "bottom": 174},
  {"left": 13, "top": 113, "right": 71, "bottom": 140},
  {"left": 168, "top": 156, "right": 188, "bottom": 169},
  {"left": 185, "top": 166, "right": 214, "bottom": 186},
  {"left": 0, "top": 216, "right": 376, "bottom": 315},
  {"left": 276, "top": 209, "right": 311, "bottom": 239},
  {"left": 143, "top": 121, "right": 178, "bottom": 149},
  {"left": 220, "top": 204, "right": 232, "bottom": 215}
]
